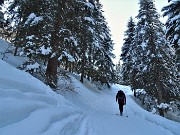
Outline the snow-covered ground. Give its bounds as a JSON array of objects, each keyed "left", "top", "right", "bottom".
[{"left": 0, "top": 39, "right": 180, "bottom": 135}]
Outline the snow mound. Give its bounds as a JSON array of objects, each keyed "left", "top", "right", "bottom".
[{"left": 0, "top": 60, "right": 83, "bottom": 135}]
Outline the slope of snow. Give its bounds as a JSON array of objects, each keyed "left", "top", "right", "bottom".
[
  {"left": 0, "top": 60, "right": 84, "bottom": 135},
  {"left": 0, "top": 39, "right": 180, "bottom": 135}
]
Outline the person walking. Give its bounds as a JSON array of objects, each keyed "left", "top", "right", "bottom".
[{"left": 116, "top": 90, "right": 126, "bottom": 116}]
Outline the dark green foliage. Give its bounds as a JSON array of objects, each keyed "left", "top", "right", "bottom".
[
  {"left": 162, "top": 0, "right": 180, "bottom": 75},
  {"left": 121, "top": 17, "right": 136, "bottom": 86},
  {"left": 5, "top": 0, "right": 116, "bottom": 88},
  {"left": 121, "top": 0, "right": 179, "bottom": 104}
]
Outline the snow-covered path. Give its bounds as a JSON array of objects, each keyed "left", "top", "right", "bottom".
[
  {"left": 84, "top": 96, "right": 179, "bottom": 135},
  {"left": 70, "top": 78, "right": 180, "bottom": 135},
  {"left": 86, "top": 95, "right": 179, "bottom": 135}
]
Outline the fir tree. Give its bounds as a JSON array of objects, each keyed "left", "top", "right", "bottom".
[
  {"left": 133, "top": 0, "right": 179, "bottom": 104},
  {"left": 115, "top": 59, "right": 122, "bottom": 84},
  {"left": 121, "top": 17, "right": 136, "bottom": 86},
  {"left": 74, "top": 1, "right": 115, "bottom": 85},
  {"left": 92, "top": 2, "right": 115, "bottom": 86},
  {"left": 73, "top": 0, "right": 97, "bottom": 83},
  {"left": 162, "top": 0, "right": 180, "bottom": 75}
]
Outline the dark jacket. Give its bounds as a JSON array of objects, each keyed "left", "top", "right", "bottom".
[{"left": 116, "top": 90, "right": 126, "bottom": 105}]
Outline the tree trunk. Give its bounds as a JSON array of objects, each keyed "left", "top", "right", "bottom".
[
  {"left": 156, "top": 79, "right": 165, "bottom": 117},
  {"left": 157, "top": 84, "right": 163, "bottom": 104},
  {"left": 65, "top": 58, "right": 68, "bottom": 70},
  {"left": 80, "top": 46, "right": 85, "bottom": 83},
  {"left": 133, "top": 88, "right": 136, "bottom": 97},
  {"left": 87, "top": 44, "right": 92, "bottom": 81},
  {"left": 45, "top": 4, "right": 61, "bottom": 88},
  {"left": 46, "top": 56, "right": 58, "bottom": 88},
  {"left": 14, "top": 46, "right": 18, "bottom": 56}
]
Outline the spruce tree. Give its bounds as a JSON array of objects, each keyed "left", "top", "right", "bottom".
[
  {"left": 133, "top": 0, "right": 179, "bottom": 104},
  {"left": 121, "top": 17, "right": 136, "bottom": 86},
  {"left": 92, "top": 2, "right": 115, "bottom": 86},
  {"left": 73, "top": 0, "right": 97, "bottom": 83},
  {"left": 74, "top": 1, "right": 115, "bottom": 85},
  {"left": 115, "top": 60, "right": 122, "bottom": 84},
  {"left": 162, "top": 0, "right": 180, "bottom": 75}
]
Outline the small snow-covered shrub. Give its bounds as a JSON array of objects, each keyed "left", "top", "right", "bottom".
[
  {"left": 157, "top": 103, "right": 169, "bottom": 117},
  {"left": 136, "top": 89, "right": 156, "bottom": 111},
  {"left": 18, "top": 59, "right": 40, "bottom": 74},
  {"left": 55, "top": 69, "right": 75, "bottom": 95}
]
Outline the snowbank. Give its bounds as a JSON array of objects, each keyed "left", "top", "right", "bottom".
[{"left": 0, "top": 60, "right": 84, "bottom": 135}]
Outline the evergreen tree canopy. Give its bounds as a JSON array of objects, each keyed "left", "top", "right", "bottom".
[
  {"left": 132, "top": 0, "right": 179, "bottom": 103},
  {"left": 121, "top": 17, "right": 136, "bottom": 86},
  {"left": 5, "top": 0, "right": 116, "bottom": 87},
  {"left": 162, "top": 0, "right": 180, "bottom": 73}
]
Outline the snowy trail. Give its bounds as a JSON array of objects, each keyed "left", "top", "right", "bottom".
[
  {"left": 84, "top": 94, "right": 179, "bottom": 135},
  {"left": 70, "top": 78, "right": 180, "bottom": 135}
]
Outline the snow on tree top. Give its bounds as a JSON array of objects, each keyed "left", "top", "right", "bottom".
[
  {"left": 25, "top": 13, "right": 43, "bottom": 26},
  {"left": 85, "top": 2, "right": 95, "bottom": 10},
  {"left": 58, "top": 51, "right": 75, "bottom": 62},
  {"left": 40, "top": 45, "right": 52, "bottom": 55},
  {"left": 26, "top": 62, "right": 39, "bottom": 70},
  {"left": 157, "top": 103, "right": 169, "bottom": 109}
]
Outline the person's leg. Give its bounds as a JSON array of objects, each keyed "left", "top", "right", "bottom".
[
  {"left": 120, "top": 104, "right": 123, "bottom": 115},
  {"left": 119, "top": 104, "right": 121, "bottom": 115}
]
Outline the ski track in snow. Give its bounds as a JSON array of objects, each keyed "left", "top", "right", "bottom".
[{"left": 41, "top": 112, "right": 84, "bottom": 135}]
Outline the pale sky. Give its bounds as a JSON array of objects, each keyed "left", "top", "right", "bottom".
[{"left": 100, "top": 0, "right": 169, "bottom": 64}]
